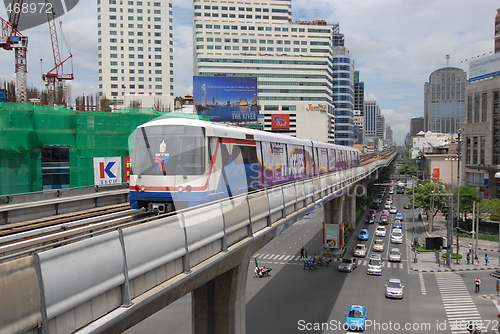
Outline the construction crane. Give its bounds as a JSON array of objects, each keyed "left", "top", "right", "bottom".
[
  {"left": 42, "top": 0, "right": 73, "bottom": 105},
  {"left": 0, "top": 0, "right": 28, "bottom": 102}
]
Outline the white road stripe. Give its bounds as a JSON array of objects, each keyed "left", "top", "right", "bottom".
[{"left": 419, "top": 273, "right": 426, "bottom": 295}]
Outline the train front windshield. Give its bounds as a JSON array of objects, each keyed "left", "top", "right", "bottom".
[{"left": 132, "top": 125, "right": 206, "bottom": 176}]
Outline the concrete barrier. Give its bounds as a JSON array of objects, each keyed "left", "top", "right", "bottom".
[{"left": 0, "top": 257, "right": 41, "bottom": 334}]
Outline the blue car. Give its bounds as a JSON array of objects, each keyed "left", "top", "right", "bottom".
[
  {"left": 394, "top": 213, "right": 404, "bottom": 221},
  {"left": 344, "top": 304, "right": 368, "bottom": 331},
  {"left": 358, "top": 229, "right": 370, "bottom": 241},
  {"left": 393, "top": 222, "right": 402, "bottom": 229}
]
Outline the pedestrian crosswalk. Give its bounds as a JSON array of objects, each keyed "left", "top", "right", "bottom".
[
  {"left": 435, "top": 272, "right": 483, "bottom": 334},
  {"left": 251, "top": 253, "right": 405, "bottom": 269}
]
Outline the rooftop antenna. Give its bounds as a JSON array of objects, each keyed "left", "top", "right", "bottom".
[{"left": 446, "top": 54, "right": 450, "bottom": 67}]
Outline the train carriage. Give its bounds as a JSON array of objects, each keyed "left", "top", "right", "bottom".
[{"left": 129, "top": 118, "right": 359, "bottom": 212}]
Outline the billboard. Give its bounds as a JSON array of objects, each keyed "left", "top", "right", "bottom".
[
  {"left": 193, "top": 76, "right": 258, "bottom": 122},
  {"left": 271, "top": 114, "right": 290, "bottom": 130},
  {"left": 469, "top": 53, "right": 500, "bottom": 82},
  {"left": 94, "top": 157, "right": 122, "bottom": 185}
]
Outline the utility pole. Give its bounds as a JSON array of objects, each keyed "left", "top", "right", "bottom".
[{"left": 456, "top": 129, "right": 461, "bottom": 264}]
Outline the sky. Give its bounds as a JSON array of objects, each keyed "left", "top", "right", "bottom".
[{"left": 0, "top": 0, "right": 497, "bottom": 145}]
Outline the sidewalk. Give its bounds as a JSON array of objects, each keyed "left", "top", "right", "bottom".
[{"left": 409, "top": 210, "right": 499, "bottom": 273}]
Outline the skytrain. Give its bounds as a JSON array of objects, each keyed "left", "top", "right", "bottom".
[{"left": 129, "top": 118, "right": 360, "bottom": 212}]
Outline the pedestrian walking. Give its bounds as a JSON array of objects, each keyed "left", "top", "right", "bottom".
[
  {"left": 300, "top": 246, "right": 304, "bottom": 258},
  {"left": 469, "top": 243, "right": 472, "bottom": 253},
  {"left": 475, "top": 254, "right": 480, "bottom": 266},
  {"left": 474, "top": 277, "right": 481, "bottom": 293},
  {"left": 485, "top": 253, "right": 489, "bottom": 266},
  {"left": 466, "top": 252, "right": 470, "bottom": 265}
]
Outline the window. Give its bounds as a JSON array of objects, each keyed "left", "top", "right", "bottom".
[{"left": 42, "top": 146, "right": 70, "bottom": 190}]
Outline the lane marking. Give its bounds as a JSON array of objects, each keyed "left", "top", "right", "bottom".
[{"left": 419, "top": 272, "right": 427, "bottom": 295}]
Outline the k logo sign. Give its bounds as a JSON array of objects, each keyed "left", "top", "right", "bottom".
[{"left": 4, "top": 0, "right": 79, "bottom": 31}]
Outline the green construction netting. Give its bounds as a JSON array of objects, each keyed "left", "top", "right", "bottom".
[{"left": 0, "top": 103, "right": 209, "bottom": 196}]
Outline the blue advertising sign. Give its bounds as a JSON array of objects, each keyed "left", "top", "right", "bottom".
[{"left": 193, "top": 76, "right": 259, "bottom": 122}]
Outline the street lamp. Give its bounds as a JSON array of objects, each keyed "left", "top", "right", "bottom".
[{"left": 456, "top": 129, "right": 461, "bottom": 265}]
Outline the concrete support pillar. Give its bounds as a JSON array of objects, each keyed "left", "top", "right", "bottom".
[
  {"left": 345, "top": 190, "right": 357, "bottom": 228},
  {"left": 324, "top": 196, "right": 344, "bottom": 225},
  {"left": 192, "top": 261, "right": 248, "bottom": 334}
]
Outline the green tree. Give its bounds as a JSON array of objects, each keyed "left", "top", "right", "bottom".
[
  {"left": 409, "top": 182, "right": 447, "bottom": 221},
  {"left": 480, "top": 198, "right": 500, "bottom": 221},
  {"left": 455, "top": 186, "right": 480, "bottom": 222}
]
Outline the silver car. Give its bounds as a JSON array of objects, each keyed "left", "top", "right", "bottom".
[
  {"left": 385, "top": 278, "right": 404, "bottom": 299},
  {"left": 389, "top": 248, "right": 401, "bottom": 262},
  {"left": 338, "top": 257, "right": 358, "bottom": 273}
]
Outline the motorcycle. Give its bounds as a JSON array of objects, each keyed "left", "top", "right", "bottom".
[
  {"left": 303, "top": 259, "right": 318, "bottom": 270},
  {"left": 315, "top": 257, "right": 331, "bottom": 267},
  {"left": 254, "top": 266, "right": 272, "bottom": 278}
]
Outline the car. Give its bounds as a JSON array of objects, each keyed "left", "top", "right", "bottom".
[
  {"left": 394, "top": 213, "right": 404, "bottom": 221},
  {"left": 344, "top": 305, "right": 368, "bottom": 331},
  {"left": 366, "top": 217, "right": 375, "bottom": 224},
  {"left": 385, "top": 278, "right": 404, "bottom": 299},
  {"left": 375, "top": 225, "right": 386, "bottom": 237},
  {"left": 369, "top": 209, "right": 377, "bottom": 216},
  {"left": 393, "top": 221, "right": 403, "bottom": 229},
  {"left": 403, "top": 203, "right": 410, "bottom": 209},
  {"left": 389, "top": 248, "right": 401, "bottom": 262},
  {"left": 370, "top": 202, "right": 380, "bottom": 209},
  {"left": 389, "top": 206, "right": 397, "bottom": 214},
  {"left": 391, "top": 228, "right": 403, "bottom": 244},
  {"left": 353, "top": 244, "right": 368, "bottom": 257},
  {"left": 388, "top": 188, "right": 394, "bottom": 195},
  {"left": 367, "top": 254, "right": 382, "bottom": 275},
  {"left": 338, "top": 257, "right": 358, "bottom": 272},
  {"left": 380, "top": 210, "right": 390, "bottom": 217},
  {"left": 358, "top": 229, "right": 370, "bottom": 241},
  {"left": 372, "top": 239, "right": 385, "bottom": 252},
  {"left": 384, "top": 202, "right": 392, "bottom": 209}
]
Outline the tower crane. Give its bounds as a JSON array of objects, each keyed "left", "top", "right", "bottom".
[
  {"left": 0, "top": 0, "right": 28, "bottom": 102},
  {"left": 42, "top": 0, "right": 73, "bottom": 105}
]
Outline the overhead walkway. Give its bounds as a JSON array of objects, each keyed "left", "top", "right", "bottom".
[{"left": 0, "top": 152, "right": 396, "bottom": 334}]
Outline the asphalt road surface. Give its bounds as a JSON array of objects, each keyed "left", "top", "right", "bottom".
[{"left": 127, "top": 191, "right": 500, "bottom": 334}]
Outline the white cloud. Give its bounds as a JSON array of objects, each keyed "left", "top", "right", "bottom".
[{"left": 0, "top": 0, "right": 496, "bottom": 145}]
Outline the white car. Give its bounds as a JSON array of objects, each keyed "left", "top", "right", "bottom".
[
  {"left": 384, "top": 202, "right": 391, "bottom": 209},
  {"left": 389, "top": 206, "right": 397, "bottom": 214},
  {"left": 367, "top": 254, "right": 382, "bottom": 275},
  {"left": 375, "top": 225, "right": 387, "bottom": 237},
  {"left": 390, "top": 228, "right": 403, "bottom": 244},
  {"left": 389, "top": 248, "right": 401, "bottom": 262}
]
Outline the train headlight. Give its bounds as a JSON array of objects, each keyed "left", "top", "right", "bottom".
[
  {"left": 186, "top": 185, "right": 192, "bottom": 192},
  {"left": 177, "top": 186, "right": 184, "bottom": 192}
]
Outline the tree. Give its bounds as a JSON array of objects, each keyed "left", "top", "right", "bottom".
[
  {"left": 409, "top": 182, "right": 447, "bottom": 223},
  {"left": 455, "top": 186, "right": 480, "bottom": 223},
  {"left": 480, "top": 198, "right": 500, "bottom": 222}
]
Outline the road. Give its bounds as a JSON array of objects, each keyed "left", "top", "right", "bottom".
[{"left": 127, "top": 187, "right": 500, "bottom": 334}]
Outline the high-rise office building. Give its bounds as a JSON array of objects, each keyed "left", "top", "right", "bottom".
[
  {"left": 424, "top": 67, "right": 466, "bottom": 134},
  {"left": 97, "top": 0, "right": 174, "bottom": 109},
  {"left": 364, "top": 101, "right": 384, "bottom": 141},
  {"left": 410, "top": 117, "right": 424, "bottom": 136},
  {"left": 193, "top": 0, "right": 354, "bottom": 145},
  {"left": 495, "top": 8, "right": 500, "bottom": 54}
]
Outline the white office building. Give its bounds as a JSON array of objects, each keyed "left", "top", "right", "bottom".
[
  {"left": 97, "top": 0, "right": 174, "bottom": 110},
  {"left": 193, "top": 0, "right": 354, "bottom": 144}
]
